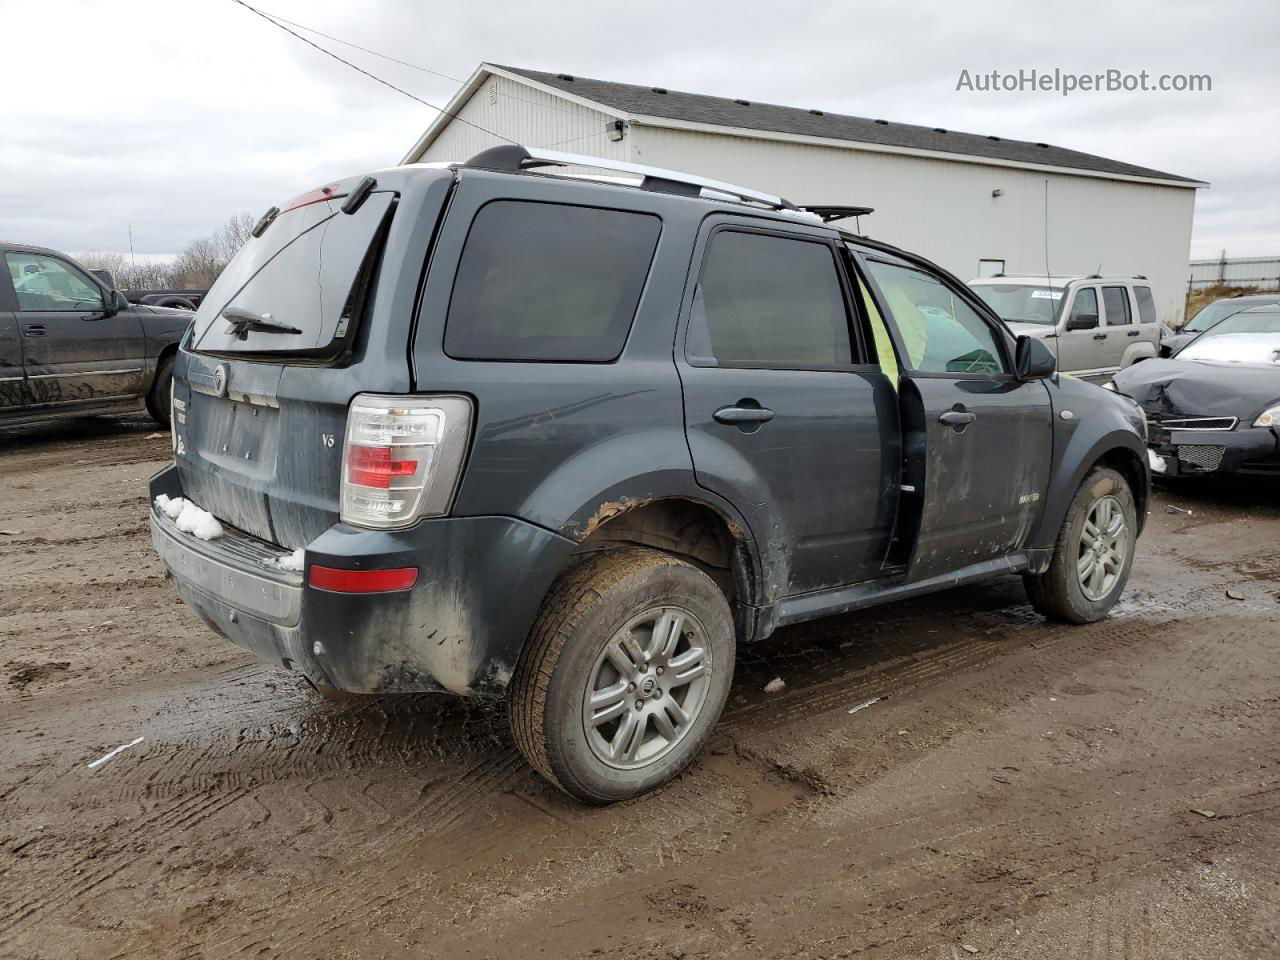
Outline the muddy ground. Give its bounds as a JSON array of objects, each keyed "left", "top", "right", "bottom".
[{"left": 1, "top": 418, "right": 1277, "bottom": 960}]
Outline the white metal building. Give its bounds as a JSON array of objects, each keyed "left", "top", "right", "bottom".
[{"left": 404, "top": 64, "right": 1206, "bottom": 323}]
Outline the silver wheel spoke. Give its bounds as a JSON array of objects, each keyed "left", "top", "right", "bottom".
[
  {"left": 1081, "top": 521, "right": 1100, "bottom": 548},
  {"left": 606, "top": 644, "right": 639, "bottom": 680},
  {"left": 1078, "top": 553, "right": 1096, "bottom": 581},
  {"left": 649, "top": 609, "right": 687, "bottom": 662},
  {"left": 651, "top": 704, "right": 678, "bottom": 740},
  {"left": 667, "top": 647, "right": 708, "bottom": 685},
  {"left": 612, "top": 709, "right": 647, "bottom": 762},
  {"left": 589, "top": 680, "right": 630, "bottom": 726}
]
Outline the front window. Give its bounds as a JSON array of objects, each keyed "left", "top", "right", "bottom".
[
  {"left": 968, "top": 282, "right": 1063, "bottom": 325},
  {"left": 6, "top": 253, "right": 104, "bottom": 312},
  {"left": 869, "top": 261, "right": 1005, "bottom": 374}
]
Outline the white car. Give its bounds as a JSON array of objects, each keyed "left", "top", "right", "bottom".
[{"left": 968, "top": 275, "right": 1160, "bottom": 381}]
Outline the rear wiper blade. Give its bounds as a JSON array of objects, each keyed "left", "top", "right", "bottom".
[{"left": 222, "top": 306, "right": 302, "bottom": 337}]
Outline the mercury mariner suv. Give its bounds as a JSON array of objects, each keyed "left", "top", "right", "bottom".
[{"left": 150, "top": 146, "right": 1150, "bottom": 802}]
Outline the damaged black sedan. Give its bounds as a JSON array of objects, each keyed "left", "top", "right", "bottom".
[{"left": 1112, "top": 305, "right": 1280, "bottom": 479}]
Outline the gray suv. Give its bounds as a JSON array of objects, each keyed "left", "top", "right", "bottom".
[{"left": 149, "top": 147, "right": 1150, "bottom": 802}]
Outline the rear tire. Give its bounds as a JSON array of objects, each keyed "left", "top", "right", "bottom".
[
  {"left": 1024, "top": 466, "right": 1137, "bottom": 624},
  {"left": 510, "top": 547, "right": 735, "bottom": 804},
  {"left": 146, "top": 354, "right": 175, "bottom": 429}
]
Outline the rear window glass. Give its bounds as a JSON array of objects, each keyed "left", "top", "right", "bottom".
[
  {"left": 688, "top": 231, "right": 852, "bottom": 368},
  {"left": 192, "top": 193, "right": 394, "bottom": 356},
  {"left": 1133, "top": 286, "right": 1157, "bottom": 324},
  {"left": 444, "top": 200, "right": 661, "bottom": 362}
]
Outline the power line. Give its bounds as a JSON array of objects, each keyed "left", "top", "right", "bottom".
[
  {"left": 227, "top": 0, "right": 515, "bottom": 144},
  {"left": 249, "top": 6, "right": 465, "bottom": 83},
  {"left": 243, "top": 4, "right": 610, "bottom": 123}
]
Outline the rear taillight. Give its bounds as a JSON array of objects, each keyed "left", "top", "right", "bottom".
[{"left": 340, "top": 394, "right": 473, "bottom": 529}]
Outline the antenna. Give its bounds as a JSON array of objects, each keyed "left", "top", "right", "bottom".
[
  {"left": 128, "top": 224, "right": 136, "bottom": 268},
  {"left": 1042, "top": 180, "right": 1051, "bottom": 285}
]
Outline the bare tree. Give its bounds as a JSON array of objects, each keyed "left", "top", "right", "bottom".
[{"left": 77, "top": 212, "right": 257, "bottom": 292}]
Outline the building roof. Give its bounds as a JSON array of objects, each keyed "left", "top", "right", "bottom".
[{"left": 490, "top": 65, "right": 1201, "bottom": 186}]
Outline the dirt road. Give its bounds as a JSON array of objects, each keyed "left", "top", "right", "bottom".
[{"left": 2, "top": 419, "right": 1277, "bottom": 959}]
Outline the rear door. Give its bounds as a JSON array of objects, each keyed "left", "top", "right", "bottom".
[
  {"left": 857, "top": 252, "right": 1053, "bottom": 582},
  {"left": 677, "top": 219, "right": 900, "bottom": 599},
  {"left": 5, "top": 251, "right": 145, "bottom": 406},
  {"left": 0, "top": 267, "right": 25, "bottom": 410},
  {"left": 176, "top": 178, "right": 425, "bottom": 549},
  {"left": 1100, "top": 284, "right": 1138, "bottom": 367}
]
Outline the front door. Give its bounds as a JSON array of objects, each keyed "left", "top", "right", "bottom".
[
  {"left": 5, "top": 251, "right": 146, "bottom": 406},
  {"left": 857, "top": 253, "right": 1053, "bottom": 582},
  {"left": 677, "top": 221, "right": 900, "bottom": 601},
  {"left": 1057, "top": 285, "right": 1109, "bottom": 377}
]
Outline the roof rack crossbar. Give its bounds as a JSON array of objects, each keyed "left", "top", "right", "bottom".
[
  {"left": 463, "top": 145, "right": 798, "bottom": 210},
  {"left": 800, "top": 204, "right": 875, "bottom": 223}
]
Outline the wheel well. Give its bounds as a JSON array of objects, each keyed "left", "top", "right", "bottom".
[
  {"left": 1095, "top": 447, "right": 1148, "bottom": 533},
  {"left": 572, "top": 498, "right": 753, "bottom": 611}
]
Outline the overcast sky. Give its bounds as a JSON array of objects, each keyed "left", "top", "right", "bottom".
[{"left": 2, "top": 0, "right": 1275, "bottom": 262}]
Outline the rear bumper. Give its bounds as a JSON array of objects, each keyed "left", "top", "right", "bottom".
[
  {"left": 1148, "top": 426, "right": 1280, "bottom": 478},
  {"left": 149, "top": 465, "right": 576, "bottom": 696}
]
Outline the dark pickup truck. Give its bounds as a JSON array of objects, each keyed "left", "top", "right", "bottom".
[{"left": 1, "top": 242, "right": 191, "bottom": 427}]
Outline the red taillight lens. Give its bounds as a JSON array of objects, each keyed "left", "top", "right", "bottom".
[
  {"left": 309, "top": 565, "right": 419, "bottom": 593},
  {"left": 340, "top": 394, "right": 474, "bottom": 530},
  {"left": 346, "top": 444, "right": 419, "bottom": 489}
]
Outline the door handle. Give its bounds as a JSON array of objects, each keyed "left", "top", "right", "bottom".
[
  {"left": 938, "top": 410, "right": 977, "bottom": 427},
  {"left": 1092, "top": 332, "right": 1108, "bottom": 340},
  {"left": 1127, "top": 330, "right": 1140, "bottom": 337},
  {"left": 714, "top": 403, "right": 775, "bottom": 426},
  {"left": 22, "top": 324, "right": 46, "bottom": 337}
]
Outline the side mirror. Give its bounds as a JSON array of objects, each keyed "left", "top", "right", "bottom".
[
  {"left": 103, "top": 289, "right": 129, "bottom": 317},
  {"left": 1066, "top": 312, "right": 1099, "bottom": 331},
  {"left": 1016, "top": 335, "right": 1057, "bottom": 380}
]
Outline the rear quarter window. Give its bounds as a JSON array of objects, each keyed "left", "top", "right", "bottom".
[
  {"left": 1134, "top": 286, "right": 1158, "bottom": 325},
  {"left": 443, "top": 200, "right": 661, "bottom": 362}
]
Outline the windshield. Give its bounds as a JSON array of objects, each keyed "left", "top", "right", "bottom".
[
  {"left": 1184, "top": 298, "right": 1272, "bottom": 332},
  {"left": 968, "top": 283, "right": 1063, "bottom": 325},
  {"left": 192, "top": 192, "right": 394, "bottom": 357},
  {"left": 1194, "top": 308, "right": 1280, "bottom": 339},
  {"left": 1178, "top": 331, "right": 1280, "bottom": 365}
]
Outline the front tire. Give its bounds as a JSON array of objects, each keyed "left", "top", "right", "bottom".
[
  {"left": 1024, "top": 466, "right": 1137, "bottom": 623},
  {"left": 510, "top": 548, "right": 735, "bottom": 803}
]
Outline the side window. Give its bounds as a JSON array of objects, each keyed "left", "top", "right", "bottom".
[
  {"left": 1068, "top": 287, "right": 1099, "bottom": 327},
  {"left": 5, "top": 253, "right": 104, "bottom": 312},
  {"left": 1101, "top": 286, "right": 1132, "bottom": 326},
  {"left": 863, "top": 259, "right": 1005, "bottom": 375},
  {"left": 1133, "top": 286, "right": 1158, "bottom": 325},
  {"left": 444, "top": 200, "right": 661, "bottom": 362},
  {"left": 688, "top": 230, "right": 852, "bottom": 368}
]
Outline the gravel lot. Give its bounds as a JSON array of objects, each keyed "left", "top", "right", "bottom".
[{"left": 1, "top": 418, "right": 1277, "bottom": 959}]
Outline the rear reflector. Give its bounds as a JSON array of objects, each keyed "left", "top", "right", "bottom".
[{"left": 309, "top": 565, "right": 419, "bottom": 593}]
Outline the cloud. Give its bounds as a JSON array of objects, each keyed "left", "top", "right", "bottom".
[{"left": 2, "top": 0, "right": 1276, "bottom": 262}]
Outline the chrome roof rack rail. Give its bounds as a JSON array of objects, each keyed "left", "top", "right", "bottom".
[{"left": 462, "top": 145, "right": 798, "bottom": 211}]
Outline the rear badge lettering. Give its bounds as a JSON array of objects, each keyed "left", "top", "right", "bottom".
[
  {"left": 1018, "top": 492, "right": 1041, "bottom": 504},
  {"left": 322, "top": 433, "right": 336, "bottom": 448}
]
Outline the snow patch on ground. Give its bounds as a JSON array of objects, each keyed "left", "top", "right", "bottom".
[
  {"left": 1147, "top": 448, "right": 1168, "bottom": 475},
  {"left": 155, "top": 494, "right": 224, "bottom": 541}
]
